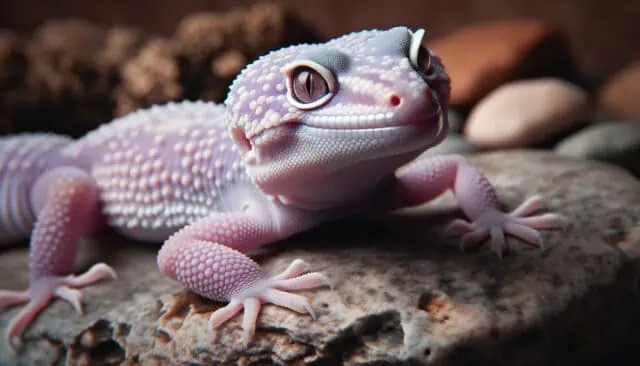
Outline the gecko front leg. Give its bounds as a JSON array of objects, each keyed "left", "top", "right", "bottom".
[
  {"left": 393, "top": 155, "right": 567, "bottom": 256},
  {"left": 156, "top": 209, "right": 330, "bottom": 344},
  {"left": 0, "top": 167, "right": 116, "bottom": 350}
]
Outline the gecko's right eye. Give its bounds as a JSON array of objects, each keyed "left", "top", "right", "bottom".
[
  {"left": 292, "top": 67, "right": 328, "bottom": 104},
  {"left": 282, "top": 60, "right": 336, "bottom": 110}
]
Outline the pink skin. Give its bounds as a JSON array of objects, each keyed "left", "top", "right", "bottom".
[
  {"left": 391, "top": 155, "right": 565, "bottom": 257},
  {"left": 0, "top": 167, "right": 116, "bottom": 349},
  {"left": 0, "top": 27, "right": 566, "bottom": 351}
]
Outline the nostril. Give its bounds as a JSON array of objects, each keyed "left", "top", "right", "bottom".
[
  {"left": 389, "top": 94, "right": 402, "bottom": 107},
  {"left": 230, "top": 127, "right": 252, "bottom": 151}
]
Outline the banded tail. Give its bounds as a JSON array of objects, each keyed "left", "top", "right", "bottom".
[{"left": 0, "top": 133, "right": 73, "bottom": 244}]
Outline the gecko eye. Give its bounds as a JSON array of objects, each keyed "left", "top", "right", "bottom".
[
  {"left": 282, "top": 60, "right": 336, "bottom": 110},
  {"left": 415, "top": 47, "right": 433, "bottom": 75},
  {"left": 409, "top": 28, "right": 436, "bottom": 79},
  {"left": 292, "top": 67, "right": 329, "bottom": 104}
]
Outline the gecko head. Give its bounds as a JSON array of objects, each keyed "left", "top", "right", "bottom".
[{"left": 225, "top": 26, "right": 450, "bottom": 208}]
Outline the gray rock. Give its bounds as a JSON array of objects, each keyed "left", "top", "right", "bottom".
[
  {"left": 555, "top": 121, "right": 640, "bottom": 176},
  {"left": 465, "top": 78, "right": 592, "bottom": 149},
  {"left": 446, "top": 108, "right": 466, "bottom": 134},
  {"left": 419, "top": 133, "right": 478, "bottom": 158},
  {"left": 2, "top": 151, "right": 640, "bottom": 365}
]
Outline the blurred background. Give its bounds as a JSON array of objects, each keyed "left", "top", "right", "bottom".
[{"left": 2, "top": 0, "right": 637, "bottom": 79}]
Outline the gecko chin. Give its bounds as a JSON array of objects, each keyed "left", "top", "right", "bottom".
[{"left": 243, "top": 111, "right": 447, "bottom": 209}]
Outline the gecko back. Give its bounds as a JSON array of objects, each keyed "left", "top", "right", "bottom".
[{"left": 0, "top": 133, "right": 73, "bottom": 244}]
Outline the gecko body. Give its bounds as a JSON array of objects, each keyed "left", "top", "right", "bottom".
[{"left": 0, "top": 27, "right": 565, "bottom": 348}]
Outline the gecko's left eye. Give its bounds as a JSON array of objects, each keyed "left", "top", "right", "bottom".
[{"left": 282, "top": 60, "right": 336, "bottom": 110}]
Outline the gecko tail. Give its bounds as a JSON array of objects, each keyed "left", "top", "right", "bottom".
[{"left": 0, "top": 133, "right": 73, "bottom": 245}]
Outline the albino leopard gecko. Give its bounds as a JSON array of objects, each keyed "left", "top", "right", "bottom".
[{"left": 0, "top": 26, "right": 565, "bottom": 349}]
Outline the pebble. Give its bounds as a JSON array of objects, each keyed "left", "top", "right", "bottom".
[
  {"left": 598, "top": 62, "right": 640, "bottom": 120},
  {"left": 555, "top": 121, "right": 640, "bottom": 176},
  {"left": 429, "top": 20, "right": 574, "bottom": 106},
  {"left": 446, "top": 108, "right": 465, "bottom": 134},
  {"left": 464, "top": 78, "right": 591, "bottom": 149}
]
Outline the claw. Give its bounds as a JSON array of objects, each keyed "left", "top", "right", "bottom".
[
  {"left": 5, "top": 294, "right": 52, "bottom": 352},
  {"left": 241, "top": 298, "right": 261, "bottom": 345},
  {"left": 262, "top": 288, "right": 317, "bottom": 319},
  {"left": 505, "top": 222, "right": 543, "bottom": 247},
  {"left": 509, "top": 195, "right": 546, "bottom": 217},
  {"left": 513, "top": 213, "right": 568, "bottom": 229},
  {"left": 271, "top": 259, "right": 311, "bottom": 281},
  {"left": 0, "top": 290, "right": 29, "bottom": 308},
  {"left": 445, "top": 219, "right": 476, "bottom": 236},
  {"left": 274, "top": 272, "right": 333, "bottom": 291},
  {"left": 489, "top": 227, "right": 506, "bottom": 259},
  {"left": 67, "top": 263, "right": 118, "bottom": 287},
  {"left": 460, "top": 228, "right": 489, "bottom": 251},
  {"left": 52, "top": 287, "right": 84, "bottom": 315},
  {"left": 208, "top": 300, "right": 243, "bottom": 330}
]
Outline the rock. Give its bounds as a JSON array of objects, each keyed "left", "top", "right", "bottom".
[
  {"left": 3, "top": 151, "right": 640, "bottom": 365},
  {"left": 555, "top": 121, "right": 640, "bottom": 176},
  {"left": 446, "top": 108, "right": 465, "bottom": 134},
  {"left": 598, "top": 62, "right": 640, "bottom": 120},
  {"left": 464, "top": 78, "right": 592, "bottom": 149},
  {"left": 419, "top": 134, "right": 478, "bottom": 158},
  {"left": 428, "top": 20, "right": 576, "bottom": 107}
]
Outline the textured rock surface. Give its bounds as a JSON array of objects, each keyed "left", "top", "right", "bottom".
[
  {"left": 428, "top": 20, "right": 576, "bottom": 107},
  {"left": 598, "top": 62, "right": 640, "bottom": 120},
  {"left": 555, "top": 121, "right": 640, "bottom": 176},
  {"left": 465, "top": 78, "right": 592, "bottom": 149},
  {"left": 2, "top": 151, "right": 640, "bottom": 365}
]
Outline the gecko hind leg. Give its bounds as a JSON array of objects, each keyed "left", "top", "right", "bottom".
[
  {"left": 0, "top": 167, "right": 117, "bottom": 351},
  {"left": 1, "top": 263, "right": 116, "bottom": 350}
]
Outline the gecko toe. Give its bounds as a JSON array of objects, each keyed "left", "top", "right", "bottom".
[
  {"left": 0, "top": 290, "right": 29, "bottom": 308},
  {"left": 208, "top": 300, "right": 243, "bottom": 331},
  {"left": 241, "top": 298, "right": 261, "bottom": 345}
]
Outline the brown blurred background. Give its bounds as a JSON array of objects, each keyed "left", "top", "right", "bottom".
[{"left": 1, "top": 0, "right": 638, "bottom": 81}]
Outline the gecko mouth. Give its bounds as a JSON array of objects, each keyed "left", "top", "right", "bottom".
[
  {"left": 301, "top": 105, "right": 443, "bottom": 131},
  {"left": 249, "top": 107, "right": 445, "bottom": 150}
]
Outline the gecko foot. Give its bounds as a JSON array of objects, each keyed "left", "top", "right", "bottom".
[
  {"left": 208, "top": 259, "right": 331, "bottom": 345},
  {"left": 0, "top": 263, "right": 116, "bottom": 351},
  {"left": 445, "top": 195, "right": 568, "bottom": 258}
]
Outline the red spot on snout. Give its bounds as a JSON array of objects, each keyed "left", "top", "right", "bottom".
[{"left": 389, "top": 94, "right": 402, "bottom": 107}]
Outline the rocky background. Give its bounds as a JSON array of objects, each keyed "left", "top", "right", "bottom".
[
  {"left": 0, "top": 0, "right": 639, "bottom": 176},
  {"left": 2, "top": 1, "right": 640, "bottom": 365}
]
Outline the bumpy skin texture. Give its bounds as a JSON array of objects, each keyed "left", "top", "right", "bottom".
[{"left": 0, "top": 27, "right": 565, "bottom": 349}]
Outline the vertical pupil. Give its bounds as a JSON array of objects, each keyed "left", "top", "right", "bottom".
[{"left": 305, "top": 72, "right": 313, "bottom": 97}]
